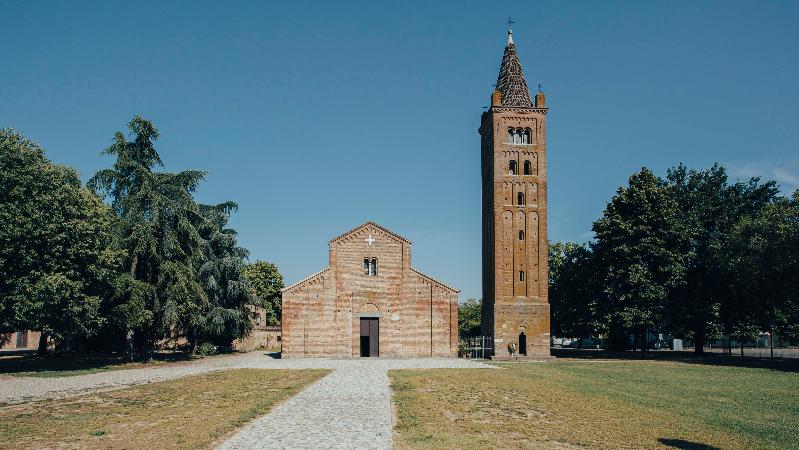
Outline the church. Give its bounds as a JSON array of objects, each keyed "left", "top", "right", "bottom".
[
  {"left": 281, "top": 222, "right": 459, "bottom": 358},
  {"left": 281, "top": 26, "right": 550, "bottom": 358}
]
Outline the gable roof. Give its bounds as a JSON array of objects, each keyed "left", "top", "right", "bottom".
[
  {"left": 496, "top": 31, "right": 533, "bottom": 109},
  {"left": 410, "top": 267, "right": 460, "bottom": 293},
  {"left": 328, "top": 221, "right": 413, "bottom": 246},
  {"left": 282, "top": 267, "right": 330, "bottom": 293}
]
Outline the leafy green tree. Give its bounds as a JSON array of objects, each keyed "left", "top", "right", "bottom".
[
  {"left": 592, "top": 168, "right": 687, "bottom": 351},
  {"left": 194, "top": 203, "right": 255, "bottom": 349},
  {"left": 720, "top": 190, "right": 799, "bottom": 344},
  {"left": 242, "top": 261, "right": 284, "bottom": 325},
  {"left": 89, "top": 117, "right": 208, "bottom": 359},
  {"left": 549, "top": 242, "right": 601, "bottom": 346},
  {"left": 666, "top": 164, "right": 778, "bottom": 353},
  {"left": 458, "top": 298, "right": 482, "bottom": 338},
  {"left": 0, "top": 129, "right": 119, "bottom": 353}
]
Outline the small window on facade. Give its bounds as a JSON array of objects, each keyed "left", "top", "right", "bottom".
[
  {"left": 523, "top": 160, "right": 532, "bottom": 175},
  {"left": 367, "top": 258, "right": 377, "bottom": 276},
  {"left": 519, "top": 230, "right": 525, "bottom": 240},
  {"left": 524, "top": 128, "right": 532, "bottom": 144},
  {"left": 508, "top": 128, "right": 515, "bottom": 143},
  {"left": 517, "top": 192, "right": 525, "bottom": 205},
  {"left": 364, "top": 258, "right": 370, "bottom": 276},
  {"left": 508, "top": 160, "right": 517, "bottom": 175},
  {"left": 519, "top": 271, "right": 525, "bottom": 282}
]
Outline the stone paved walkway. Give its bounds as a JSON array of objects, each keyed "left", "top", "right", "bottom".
[{"left": 217, "top": 358, "right": 496, "bottom": 450}]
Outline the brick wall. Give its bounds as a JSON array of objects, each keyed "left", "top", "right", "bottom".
[
  {"left": 480, "top": 101, "right": 551, "bottom": 358},
  {"left": 282, "top": 222, "right": 459, "bottom": 358}
]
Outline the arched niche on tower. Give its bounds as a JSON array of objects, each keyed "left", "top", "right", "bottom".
[
  {"left": 527, "top": 211, "right": 540, "bottom": 297},
  {"left": 514, "top": 210, "right": 527, "bottom": 298},
  {"left": 501, "top": 210, "right": 514, "bottom": 297},
  {"left": 527, "top": 182, "right": 538, "bottom": 206},
  {"left": 502, "top": 181, "right": 512, "bottom": 206}
]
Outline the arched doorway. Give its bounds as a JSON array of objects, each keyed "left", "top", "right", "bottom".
[{"left": 518, "top": 332, "right": 527, "bottom": 356}]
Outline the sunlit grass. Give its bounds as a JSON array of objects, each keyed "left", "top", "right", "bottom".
[{"left": 390, "top": 359, "right": 799, "bottom": 449}]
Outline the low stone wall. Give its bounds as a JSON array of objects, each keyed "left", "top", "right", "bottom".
[
  {"left": 0, "top": 331, "right": 42, "bottom": 350},
  {"left": 233, "top": 327, "right": 281, "bottom": 352}
]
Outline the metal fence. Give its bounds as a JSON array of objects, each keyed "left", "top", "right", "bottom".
[
  {"left": 459, "top": 336, "right": 494, "bottom": 359},
  {"left": 551, "top": 334, "right": 799, "bottom": 359}
]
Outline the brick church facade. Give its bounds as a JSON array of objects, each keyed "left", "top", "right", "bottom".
[
  {"left": 480, "top": 27, "right": 551, "bottom": 358},
  {"left": 281, "top": 222, "right": 459, "bottom": 358}
]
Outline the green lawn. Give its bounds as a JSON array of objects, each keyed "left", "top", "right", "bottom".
[
  {"left": 0, "top": 368, "right": 329, "bottom": 449},
  {"left": 390, "top": 358, "right": 799, "bottom": 449}
]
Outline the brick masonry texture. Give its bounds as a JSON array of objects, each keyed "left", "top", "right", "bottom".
[
  {"left": 281, "top": 222, "right": 459, "bottom": 358},
  {"left": 480, "top": 37, "right": 551, "bottom": 358}
]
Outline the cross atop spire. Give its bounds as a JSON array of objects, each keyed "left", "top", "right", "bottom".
[{"left": 506, "top": 16, "right": 515, "bottom": 44}]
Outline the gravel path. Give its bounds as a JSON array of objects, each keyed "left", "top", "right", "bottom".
[
  {"left": 217, "top": 358, "right": 496, "bottom": 450},
  {"left": 0, "top": 352, "right": 293, "bottom": 405}
]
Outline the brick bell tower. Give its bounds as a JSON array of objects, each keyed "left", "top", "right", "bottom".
[{"left": 479, "top": 25, "right": 550, "bottom": 358}]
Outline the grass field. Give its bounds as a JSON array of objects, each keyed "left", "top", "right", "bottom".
[
  {"left": 390, "top": 359, "right": 799, "bottom": 449},
  {"left": 0, "top": 368, "right": 329, "bottom": 449}
]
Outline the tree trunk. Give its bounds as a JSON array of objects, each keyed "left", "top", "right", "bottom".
[
  {"left": 37, "top": 333, "right": 48, "bottom": 356},
  {"left": 124, "top": 255, "right": 138, "bottom": 362},
  {"left": 770, "top": 330, "right": 774, "bottom": 359},
  {"left": 740, "top": 335, "right": 744, "bottom": 357},
  {"left": 125, "top": 328, "right": 135, "bottom": 362},
  {"left": 694, "top": 327, "right": 705, "bottom": 355}
]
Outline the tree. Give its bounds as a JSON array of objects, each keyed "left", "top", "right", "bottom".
[
  {"left": 0, "top": 129, "right": 119, "bottom": 353},
  {"left": 194, "top": 202, "right": 255, "bottom": 349},
  {"left": 549, "top": 242, "right": 600, "bottom": 346},
  {"left": 719, "top": 190, "right": 799, "bottom": 346},
  {"left": 666, "top": 164, "right": 778, "bottom": 353},
  {"left": 89, "top": 117, "right": 208, "bottom": 359},
  {"left": 592, "top": 168, "right": 686, "bottom": 351},
  {"left": 242, "top": 261, "right": 284, "bottom": 325},
  {"left": 458, "top": 298, "right": 482, "bottom": 338}
]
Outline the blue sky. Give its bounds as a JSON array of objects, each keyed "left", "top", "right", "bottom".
[{"left": 1, "top": 1, "right": 797, "bottom": 301}]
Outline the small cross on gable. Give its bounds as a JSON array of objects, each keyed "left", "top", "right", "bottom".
[{"left": 365, "top": 234, "right": 376, "bottom": 246}]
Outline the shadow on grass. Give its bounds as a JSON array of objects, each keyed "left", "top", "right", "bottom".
[
  {"left": 659, "top": 438, "right": 720, "bottom": 450},
  {"left": 551, "top": 348, "right": 799, "bottom": 373},
  {"left": 0, "top": 352, "right": 193, "bottom": 376}
]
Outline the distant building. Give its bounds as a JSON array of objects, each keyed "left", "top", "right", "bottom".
[
  {"left": 281, "top": 222, "right": 459, "bottom": 358},
  {"left": 1, "top": 331, "right": 42, "bottom": 351}
]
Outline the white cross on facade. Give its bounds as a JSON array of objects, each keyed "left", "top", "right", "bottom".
[{"left": 365, "top": 234, "right": 376, "bottom": 245}]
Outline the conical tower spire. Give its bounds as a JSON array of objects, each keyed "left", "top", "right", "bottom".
[{"left": 495, "top": 24, "right": 532, "bottom": 108}]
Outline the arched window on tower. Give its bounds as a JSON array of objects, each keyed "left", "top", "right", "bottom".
[
  {"left": 520, "top": 128, "right": 528, "bottom": 144},
  {"left": 524, "top": 128, "right": 532, "bottom": 144},
  {"left": 519, "top": 270, "right": 525, "bottom": 282},
  {"left": 508, "top": 128, "right": 515, "bottom": 143},
  {"left": 523, "top": 160, "right": 532, "bottom": 175},
  {"left": 519, "top": 230, "right": 525, "bottom": 241},
  {"left": 370, "top": 258, "right": 378, "bottom": 276},
  {"left": 517, "top": 192, "right": 525, "bottom": 206},
  {"left": 508, "top": 160, "right": 517, "bottom": 175},
  {"left": 364, "top": 258, "right": 370, "bottom": 276}
]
